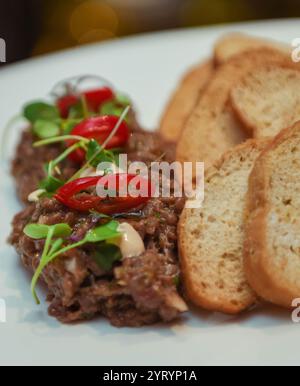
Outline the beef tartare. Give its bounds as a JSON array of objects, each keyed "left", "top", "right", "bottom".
[{"left": 9, "top": 77, "right": 187, "bottom": 327}]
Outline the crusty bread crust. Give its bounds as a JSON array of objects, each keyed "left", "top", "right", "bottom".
[
  {"left": 230, "top": 64, "right": 300, "bottom": 138},
  {"left": 160, "top": 34, "right": 289, "bottom": 143},
  {"left": 214, "top": 32, "right": 289, "bottom": 65},
  {"left": 160, "top": 60, "right": 214, "bottom": 142},
  {"left": 244, "top": 121, "right": 300, "bottom": 308},
  {"left": 179, "top": 139, "right": 267, "bottom": 314},
  {"left": 176, "top": 48, "right": 290, "bottom": 172}
]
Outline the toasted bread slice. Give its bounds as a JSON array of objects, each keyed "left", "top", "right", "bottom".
[
  {"left": 214, "top": 32, "right": 289, "bottom": 65},
  {"left": 244, "top": 121, "right": 300, "bottom": 308},
  {"left": 159, "top": 60, "right": 214, "bottom": 142},
  {"left": 230, "top": 65, "right": 300, "bottom": 138},
  {"left": 179, "top": 139, "right": 267, "bottom": 314},
  {"left": 176, "top": 48, "right": 289, "bottom": 172}
]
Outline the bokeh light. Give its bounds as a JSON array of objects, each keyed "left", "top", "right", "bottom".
[
  {"left": 181, "top": 0, "right": 256, "bottom": 26},
  {"left": 70, "top": 0, "right": 118, "bottom": 42},
  {"left": 78, "top": 28, "right": 116, "bottom": 44},
  {"left": 4, "top": 0, "right": 300, "bottom": 63}
]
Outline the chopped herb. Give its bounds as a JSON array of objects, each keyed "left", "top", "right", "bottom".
[
  {"left": 89, "top": 211, "right": 110, "bottom": 219},
  {"left": 173, "top": 275, "right": 180, "bottom": 287},
  {"left": 92, "top": 243, "right": 122, "bottom": 271},
  {"left": 112, "top": 211, "right": 144, "bottom": 219}
]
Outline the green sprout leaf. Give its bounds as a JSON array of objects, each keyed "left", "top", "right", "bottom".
[
  {"left": 39, "top": 174, "right": 64, "bottom": 193},
  {"left": 26, "top": 220, "right": 121, "bottom": 303},
  {"left": 100, "top": 94, "right": 131, "bottom": 121},
  {"left": 46, "top": 221, "right": 121, "bottom": 260},
  {"left": 92, "top": 243, "right": 122, "bottom": 271},
  {"left": 100, "top": 102, "right": 124, "bottom": 117},
  {"left": 33, "top": 119, "right": 60, "bottom": 139},
  {"left": 68, "top": 102, "right": 83, "bottom": 119},
  {"left": 85, "top": 220, "right": 120, "bottom": 243},
  {"left": 85, "top": 139, "right": 100, "bottom": 163},
  {"left": 115, "top": 93, "right": 131, "bottom": 106},
  {"left": 23, "top": 101, "right": 59, "bottom": 123},
  {"left": 48, "top": 238, "right": 64, "bottom": 256},
  {"left": 24, "top": 223, "right": 71, "bottom": 303},
  {"left": 51, "top": 224, "right": 72, "bottom": 238},
  {"left": 86, "top": 139, "right": 116, "bottom": 169},
  {"left": 37, "top": 140, "right": 86, "bottom": 195},
  {"left": 24, "top": 224, "right": 51, "bottom": 239},
  {"left": 30, "top": 225, "right": 55, "bottom": 304},
  {"left": 61, "top": 118, "right": 81, "bottom": 134},
  {"left": 24, "top": 223, "right": 72, "bottom": 240}
]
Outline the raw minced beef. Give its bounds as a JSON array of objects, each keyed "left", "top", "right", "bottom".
[
  {"left": 10, "top": 127, "right": 187, "bottom": 327},
  {"left": 10, "top": 194, "right": 185, "bottom": 326},
  {"left": 11, "top": 131, "right": 78, "bottom": 203}
]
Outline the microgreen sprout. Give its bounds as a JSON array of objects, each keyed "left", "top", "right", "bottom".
[
  {"left": 38, "top": 140, "right": 88, "bottom": 194},
  {"left": 23, "top": 102, "right": 59, "bottom": 123},
  {"left": 24, "top": 220, "right": 121, "bottom": 303}
]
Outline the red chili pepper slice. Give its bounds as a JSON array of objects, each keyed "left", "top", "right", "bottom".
[
  {"left": 83, "top": 87, "right": 114, "bottom": 112},
  {"left": 57, "top": 95, "right": 78, "bottom": 119},
  {"left": 56, "top": 87, "right": 114, "bottom": 118},
  {"left": 67, "top": 115, "right": 130, "bottom": 163},
  {"left": 54, "top": 174, "right": 155, "bottom": 215}
]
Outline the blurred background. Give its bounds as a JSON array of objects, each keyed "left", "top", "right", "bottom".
[{"left": 1, "top": 0, "right": 300, "bottom": 65}]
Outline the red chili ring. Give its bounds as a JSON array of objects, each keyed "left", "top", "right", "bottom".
[
  {"left": 56, "top": 86, "right": 114, "bottom": 118},
  {"left": 66, "top": 115, "right": 130, "bottom": 164},
  {"left": 54, "top": 174, "right": 155, "bottom": 215}
]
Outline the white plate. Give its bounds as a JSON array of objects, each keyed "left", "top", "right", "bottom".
[{"left": 1, "top": 19, "right": 300, "bottom": 366}]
